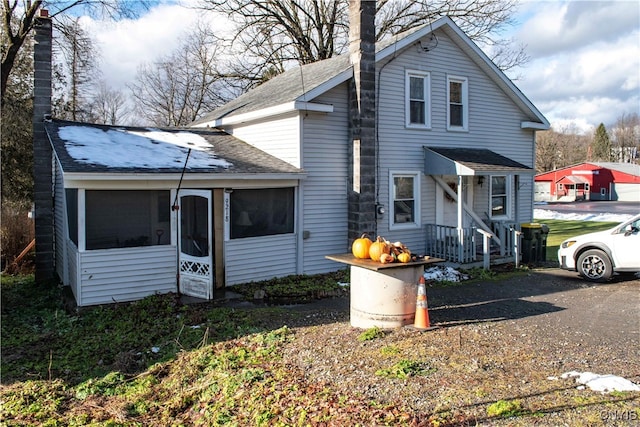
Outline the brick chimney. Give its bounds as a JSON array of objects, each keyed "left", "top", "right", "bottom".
[
  {"left": 33, "top": 9, "right": 55, "bottom": 282},
  {"left": 348, "top": 0, "right": 377, "bottom": 243}
]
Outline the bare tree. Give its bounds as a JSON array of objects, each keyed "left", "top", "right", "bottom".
[
  {"left": 536, "top": 126, "right": 591, "bottom": 172},
  {"left": 87, "top": 80, "right": 129, "bottom": 124},
  {"left": 53, "top": 16, "right": 99, "bottom": 121},
  {"left": 610, "top": 112, "right": 639, "bottom": 163},
  {"left": 197, "top": 0, "right": 525, "bottom": 87},
  {"left": 129, "top": 22, "right": 233, "bottom": 126},
  {"left": 1, "top": 0, "right": 150, "bottom": 105}
]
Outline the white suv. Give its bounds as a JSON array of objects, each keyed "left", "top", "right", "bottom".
[{"left": 558, "top": 213, "right": 640, "bottom": 282}]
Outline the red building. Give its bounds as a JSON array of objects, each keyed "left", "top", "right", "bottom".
[{"left": 534, "top": 162, "right": 640, "bottom": 202}]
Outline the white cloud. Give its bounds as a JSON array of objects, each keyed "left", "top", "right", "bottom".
[
  {"left": 80, "top": 3, "right": 203, "bottom": 90},
  {"left": 512, "top": 0, "right": 640, "bottom": 132}
]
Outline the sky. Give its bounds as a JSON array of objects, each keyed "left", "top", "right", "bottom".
[{"left": 76, "top": 0, "right": 640, "bottom": 134}]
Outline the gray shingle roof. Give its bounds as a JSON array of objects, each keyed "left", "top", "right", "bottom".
[
  {"left": 425, "top": 147, "right": 532, "bottom": 175},
  {"left": 192, "top": 55, "right": 351, "bottom": 125},
  {"left": 45, "top": 119, "right": 304, "bottom": 176}
]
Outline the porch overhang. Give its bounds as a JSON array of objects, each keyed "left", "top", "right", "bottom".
[
  {"left": 556, "top": 175, "right": 589, "bottom": 185},
  {"left": 424, "top": 146, "right": 534, "bottom": 176}
]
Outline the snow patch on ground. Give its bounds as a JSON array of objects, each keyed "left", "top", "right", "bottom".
[
  {"left": 561, "top": 371, "right": 640, "bottom": 393},
  {"left": 533, "top": 209, "right": 632, "bottom": 223},
  {"left": 423, "top": 266, "right": 470, "bottom": 283}
]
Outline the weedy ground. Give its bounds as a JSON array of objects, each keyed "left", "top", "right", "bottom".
[{"left": 2, "top": 269, "right": 639, "bottom": 426}]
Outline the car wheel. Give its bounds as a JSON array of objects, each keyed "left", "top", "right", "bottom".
[{"left": 577, "top": 249, "right": 613, "bottom": 282}]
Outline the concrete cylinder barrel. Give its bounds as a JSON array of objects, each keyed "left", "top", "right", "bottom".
[{"left": 349, "top": 264, "right": 423, "bottom": 328}]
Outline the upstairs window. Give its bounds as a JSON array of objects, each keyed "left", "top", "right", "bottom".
[
  {"left": 405, "top": 70, "right": 431, "bottom": 128},
  {"left": 447, "top": 75, "right": 468, "bottom": 131}
]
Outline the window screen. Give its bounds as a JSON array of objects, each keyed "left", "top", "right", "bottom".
[{"left": 230, "top": 188, "right": 294, "bottom": 239}]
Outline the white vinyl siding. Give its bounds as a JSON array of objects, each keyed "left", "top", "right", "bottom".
[
  {"left": 224, "top": 234, "right": 297, "bottom": 285},
  {"left": 300, "top": 84, "right": 350, "bottom": 274},
  {"left": 405, "top": 70, "right": 431, "bottom": 128},
  {"left": 53, "top": 158, "right": 67, "bottom": 283},
  {"left": 224, "top": 113, "right": 302, "bottom": 168},
  {"left": 377, "top": 29, "right": 536, "bottom": 231},
  {"left": 77, "top": 246, "right": 177, "bottom": 306}
]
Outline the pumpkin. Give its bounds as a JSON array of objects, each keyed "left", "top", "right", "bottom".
[
  {"left": 397, "top": 252, "right": 411, "bottom": 263},
  {"left": 351, "top": 234, "right": 372, "bottom": 259},
  {"left": 369, "top": 236, "right": 390, "bottom": 261}
]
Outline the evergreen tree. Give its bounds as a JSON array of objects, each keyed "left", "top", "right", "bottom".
[{"left": 591, "top": 123, "right": 612, "bottom": 162}]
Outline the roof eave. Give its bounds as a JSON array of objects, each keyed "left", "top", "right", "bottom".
[
  {"left": 192, "top": 100, "right": 334, "bottom": 128},
  {"left": 522, "top": 121, "right": 550, "bottom": 130},
  {"left": 60, "top": 171, "right": 307, "bottom": 188}
]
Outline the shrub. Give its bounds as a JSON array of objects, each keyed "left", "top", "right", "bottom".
[{"left": 1, "top": 200, "right": 35, "bottom": 274}]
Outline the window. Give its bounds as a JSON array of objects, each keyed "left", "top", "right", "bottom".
[
  {"left": 490, "top": 176, "right": 510, "bottom": 218},
  {"left": 85, "top": 190, "right": 171, "bottom": 250},
  {"left": 230, "top": 188, "right": 294, "bottom": 239},
  {"left": 389, "top": 172, "right": 420, "bottom": 229},
  {"left": 447, "top": 75, "right": 468, "bottom": 131},
  {"left": 405, "top": 70, "right": 430, "bottom": 128}
]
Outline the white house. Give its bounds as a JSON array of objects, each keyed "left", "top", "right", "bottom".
[{"left": 34, "top": 4, "right": 549, "bottom": 306}]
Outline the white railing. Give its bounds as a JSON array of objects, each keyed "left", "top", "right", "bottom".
[
  {"left": 425, "top": 222, "right": 521, "bottom": 266},
  {"left": 424, "top": 224, "right": 476, "bottom": 263}
]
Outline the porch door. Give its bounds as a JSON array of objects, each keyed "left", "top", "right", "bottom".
[{"left": 178, "top": 190, "right": 213, "bottom": 299}]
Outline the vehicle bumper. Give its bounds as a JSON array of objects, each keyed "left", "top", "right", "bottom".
[{"left": 558, "top": 251, "right": 576, "bottom": 270}]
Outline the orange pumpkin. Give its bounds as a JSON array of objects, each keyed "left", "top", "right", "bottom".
[
  {"left": 351, "top": 234, "right": 372, "bottom": 259},
  {"left": 369, "top": 236, "right": 390, "bottom": 261}
]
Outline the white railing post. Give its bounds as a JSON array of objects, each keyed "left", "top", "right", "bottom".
[
  {"left": 477, "top": 229, "right": 493, "bottom": 270},
  {"left": 513, "top": 228, "right": 522, "bottom": 268}
]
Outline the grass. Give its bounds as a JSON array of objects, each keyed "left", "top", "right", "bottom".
[
  {"left": 1, "top": 220, "right": 631, "bottom": 425},
  {"left": 533, "top": 218, "right": 619, "bottom": 261},
  {"left": 0, "top": 274, "right": 419, "bottom": 425}
]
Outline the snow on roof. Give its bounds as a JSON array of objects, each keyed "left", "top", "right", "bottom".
[{"left": 58, "top": 125, "right": 232, "bottom": 169}]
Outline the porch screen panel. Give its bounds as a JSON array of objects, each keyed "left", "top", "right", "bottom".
[
  {"left": 85, "top": 190, "right": 171, "bottom": 250},
  {"left": 230, "top": 188, "right": 294, "bottom": 239},
  {"left": 66, "top": 189, "right": 78, "bottom": 245}
]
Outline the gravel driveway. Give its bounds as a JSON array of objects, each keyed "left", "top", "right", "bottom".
[{"left": 276, "top": 267, "right": 640, "bottom": 425}]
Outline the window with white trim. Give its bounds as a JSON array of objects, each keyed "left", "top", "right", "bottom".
[
  {"left": 447, "top": 75, "right": 468, "bottom": 131},
  {"left": 389, "top": 172, "right": 421, "bottom": 229},
  {"left": 405, "top": 70, "right": 431, "bottom": 128},
  {"left": 490, "top": 176, "right": 510, "bottom": 218}
]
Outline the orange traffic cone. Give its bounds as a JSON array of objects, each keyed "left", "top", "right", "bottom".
[{"left": 413, "top": 276, "right": 433, "bottom": 330}]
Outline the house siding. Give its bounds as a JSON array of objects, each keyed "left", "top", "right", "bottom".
[
  {"left": 300, "top": 84, "right": 350, "bottom": 274},
  {"left": 376, "top": 29, "right": 536, "bottom": 246},
  {"left": 53, "top": 159, "right": 66, "bottom": 283},
  {"left": 226, "top": 113, "right": 302, "bottom": 168},
  {"left": 224, "top": 234, "right": 297, "bottom": 285},
  {"left": 77, "top": 246, "right": 177, "bottom": 306}
]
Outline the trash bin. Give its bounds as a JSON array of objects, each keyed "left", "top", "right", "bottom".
[
  {"left": 520, "top": 223, "right": 542, "bottom": 264},
  {"left": 538, "top": 224, "right": 549, "bottom": 262}
]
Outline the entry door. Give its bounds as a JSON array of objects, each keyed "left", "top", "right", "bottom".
[{"left": 178, "top": 190, "right": 213, "bottom": 299}]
